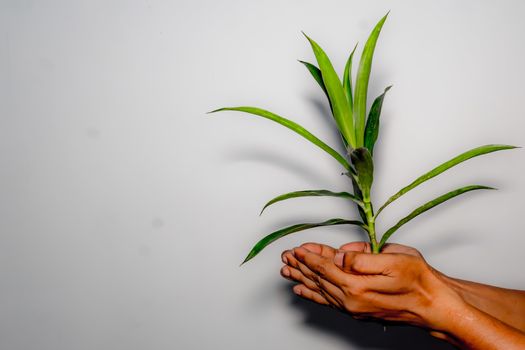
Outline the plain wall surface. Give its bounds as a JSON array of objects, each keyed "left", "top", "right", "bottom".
[{"left": 1, "top": 1, "right": 524, "bottom": 349}]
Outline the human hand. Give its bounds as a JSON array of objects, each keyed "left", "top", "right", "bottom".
[{"left": 280, "top": 242, "right": 465, "bottom": 332}]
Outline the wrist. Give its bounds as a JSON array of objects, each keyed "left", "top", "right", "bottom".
[
  {"left": 437, "top": 272, "right": 483, "bottom": 312},
  {"left": 430, "top": 291, "right": 473, "bottom": 334},
  {"left": 417, "top": 265, "right": 471, "bottom": 332},
  {"left": 437, "top": 272, "right": 467, "bottom": 297}
]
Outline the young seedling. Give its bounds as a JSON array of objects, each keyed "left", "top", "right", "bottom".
[{"left": 209, "top": 13, "right": 517, "bottom": 263}]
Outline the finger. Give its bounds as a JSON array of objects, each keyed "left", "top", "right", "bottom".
[
  {"left": 282, "top": 250, "right": 324, "bottom": 292},
  {"left": 334, "top": 251, "right": 397, "bottom": 275},
  {"left": 339, "top": 241, "right": 371, "bottom": 253},
  {"left": 429, "top": 331, "right": 460, "bottom": 347},
  {"left": 293, "top": 247, "right": 349, "bottom": 287},
  {"left": 334, "top": 252, "right": 418, "bottom": 293},
  {"left": 289, "top": 249, "right": 346, "bottom": 306},
  {"left": 293, "top": 284, "right": 343, "bottom": 309},
  {"left": 281, "top": 265, "right": 322, "bottom": 293},
  {"left": 292, "top": 284, "right": 330, "bottom": 306},
  {"left": 300, "top": 242, "right": 337, "bottom": 259},
  {"left": 295, "top": 258, "right": 344, "bottom": 300},
  {"left": 282, "top": 249, "right": 301, "bottom": 270},
  {"left": 281, "top": 248, "right": 297, "bottom": 264},
  {"left": 429, "top": 331, "right": 448, "bottom": 341}
]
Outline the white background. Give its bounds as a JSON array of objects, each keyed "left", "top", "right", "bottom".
[{"left": 1, "top": 1, "right": 524, "bottom": 349}]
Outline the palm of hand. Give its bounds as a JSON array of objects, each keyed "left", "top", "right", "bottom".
[{"left": 281, "top": 242, "right": 461, "bottom": 331}]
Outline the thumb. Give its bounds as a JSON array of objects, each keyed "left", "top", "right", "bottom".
[
  {"left": 338, "top": 241, "right": 371, "bottom": 253},
  {"left": 334, "top": 251, "right": 393, "bottom": 275}
]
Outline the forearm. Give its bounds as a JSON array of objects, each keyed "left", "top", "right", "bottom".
[
  {"left": 441, "top": 274, "right": 525, "bottom": 332},
  {"left": 438, "top": 301, "right": 525, "bottom": 350},
  {"left": 283, "top": 243, "right": 525, "bottom": 349}
]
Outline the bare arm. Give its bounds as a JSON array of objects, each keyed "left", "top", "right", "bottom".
[
  {"left": 280, "top": 242, "right": 525, "bottom": 349},
  {"left": 442, "top": 275, "right": 525, "bottom": 333},
  {"left": 437, "top": 298, "right": 525, "bottom": 349}
]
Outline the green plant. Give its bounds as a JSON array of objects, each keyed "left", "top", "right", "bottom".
[{"left": 209, "top": 13, "right": 517, "bottom": 263}]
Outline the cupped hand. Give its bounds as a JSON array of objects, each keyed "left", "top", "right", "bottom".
[{"left": 280, "top": 242, "right": 464, "bottom": 332}]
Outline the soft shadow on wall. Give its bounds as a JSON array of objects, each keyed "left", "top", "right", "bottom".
[{"left": 279, "top": 282, "right": 456, "bottom": 350}]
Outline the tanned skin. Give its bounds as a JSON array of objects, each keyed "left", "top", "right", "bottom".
[{"left": 280, "top": 242, "right": 525, "bottom": 349}]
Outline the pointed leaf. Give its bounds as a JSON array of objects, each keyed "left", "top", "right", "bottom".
[
  {"left": 209, "top": 106, "right": 351, "bottom": 171},
  {"left": 299, "top": 60, "right": 350, "bottom": 148},
  {"left": 260, "top": 189, "right": 363, "bottom": 215},
  {"left": 354, "top": 12, "right": 389, "bottom": 147},
  {"left": 376, "top": 144, "right": 517, "bottom": 216},
  {"left": 242, "top": 219, "right": 365, "bottom": 264},
  {"left": 298, "top": 60, "right": 330, "bottom": 102},
  {"left": 378, "top": 185, "right": 495, "bottom": 249},
  {"left": 343, "top": 43, "right": 358, "bottom": 111},
  {"left": 364, "top": 86, "right": 391, "bottom": 155},
  {"left": 303, "top": 33, "right": 356, "bottom": 147},
  {"left": 350, "top": 148, "right": 374, "bottom": 202}
]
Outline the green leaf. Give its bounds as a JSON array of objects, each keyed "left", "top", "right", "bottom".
[
  {"left": 364, "top": 86, "right": 391, "bottom": 155},
  {"left": 343, "top": 43, "right": 358, "bottom": 112},
  {"left": 376, "top": 144, "right": 517, "bottom": 216},
  {"left": 260, "top": 189, "right": 363, "bottom": 215},
  {"left": 298, "top": 60, "right": 330, "bottom": 103},
  {"left": 208, "top": 106, "right": 351, "bottom": 171},
  {"left": 303, "top": 33, "right": 356, "bottom": 148},
  {"left": 242, "top": 219, "right": 365, "bottom": 264},
  {"left": 378, "top": 185, "right": 495, "bottom": 249},
  {"left": 354, "top": 12, "right": 389, "bottom": 147},
  {"left": 350, "top": 148, "right": 374, "bottom": 202},
  {"left": 299, "top": 60, "right": 349, "bottom": 148}
]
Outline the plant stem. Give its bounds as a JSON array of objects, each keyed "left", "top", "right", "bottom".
[{"left": 363, "top": 201, "right": 379, "bottom": 253}]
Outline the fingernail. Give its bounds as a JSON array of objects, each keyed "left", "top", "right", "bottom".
[
  {"left": 282, "top": 254, "right": 288, "bottom": 264},
  {"left": 282, "top": 266, "right": 290, "bottom": 277},
  {"left": 293, "top": 286, "right": 302, "bottom": 296},
  {"left": 334, "top": 251, "right": 344, "bottom": 267}
]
